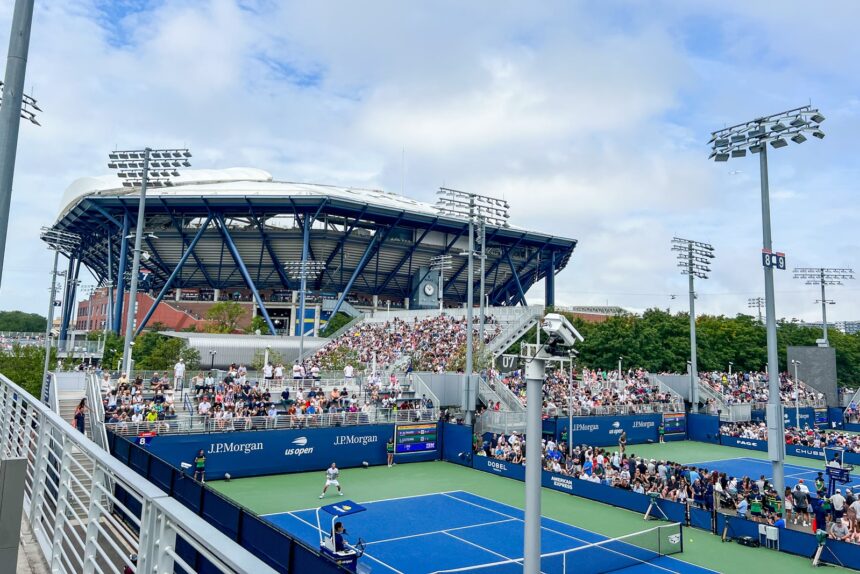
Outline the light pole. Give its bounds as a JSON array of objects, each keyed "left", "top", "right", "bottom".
[
  {"left": 617, "top": 356, "right": 623, "bottom": 381},
  {"left": 748, "top": 297, "right": 765, "bottom": 324},
  {"left": 38, "top": 227, "right": 80, "bottom": 396},
  {"left": 430, "top": 254, "right": 453, "bottom": 311},
  {"left": 209, "top": 349, "right": 217, "bottom": 371},
  {"left": 710, "top": 104, "right": 826, "bottom": 499},
  {"left": 671, "top": 237, "right": 715, "bottom": 411},
  {"left": 109, "top": 148, "right": 191, "bottom": 378},
  {"left": 0, "top": 0, "right": 42, "bottom": 288},
  {"left": 793, "top": 267, "right": 854, "bottom": 346},
  {"left": 285, "top": 259, "right": 325, "bottom": 361},
  {"left": 791, "top": 359, "right": 802, "bottom": 428},
  {"left": 436, "top": 188, "right": 509, "bottom": 424},
  {"left": 728, "top": 361, "right": 733, "bottom": 378}
]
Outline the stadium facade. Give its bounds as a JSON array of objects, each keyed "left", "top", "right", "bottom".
[{"left": 48, "top": 168, "right": 576, "bottom": 338}]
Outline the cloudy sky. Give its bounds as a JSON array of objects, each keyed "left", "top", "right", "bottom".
[{"left": 1, "top": 0, "right": 859, "bottom": 323}]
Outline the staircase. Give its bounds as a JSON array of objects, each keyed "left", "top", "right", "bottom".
[
  {"left": 56, "top": 389, "right": 97, "bottom": 522},
  {"left": 322, "top": 298, "right": 361, "bottom": 318},
  {"left": 486, "top": 306, "right": 544, "bottom": 358}
]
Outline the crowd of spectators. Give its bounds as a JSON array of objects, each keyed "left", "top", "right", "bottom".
[
  {"left": 700, "top": 370, "right": 823, "bottom": 406},
  {"left": 311, "top": 315, "right": 501, "bottom": 372},
  {"left": 720, "top": 421, "right": 860, "bottom": 453},
  {"left": 477, "top": 432, "right": 860, "bottom": 540},
  {"left": 494, "top": 367, "right": 683, "bottom": 416},
  {"left": 101, "top": 372, "right": 178, "bottom": 431}
]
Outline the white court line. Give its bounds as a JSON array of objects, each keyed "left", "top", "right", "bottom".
[
  {"left": 365, "top": 518, "right": 517, "bottom": 546},
  {"left": 440, "top": 531, "right": 549, "bottom": 574},
  {"left": 283, "top": 510, "right": 405, "bottom": 574},
  {"left": 260, "top": 491, "right": 445, "bottom": 517},
  {"left": 442, "top": 492, "right": 721, "bottom": 574}
]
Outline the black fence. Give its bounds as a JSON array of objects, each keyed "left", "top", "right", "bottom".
[{"left": 108, "top": 431, "right": 346, "bottom": 573}]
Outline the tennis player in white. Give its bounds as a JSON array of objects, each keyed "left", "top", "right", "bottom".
[{"left": 319, "top": 462, "right": 344, "bottom": 499}]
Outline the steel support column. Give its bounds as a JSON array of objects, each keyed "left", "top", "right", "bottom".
[
  {"left": 329, "top": 233, "right": 382, "bottom": 319},
  {"left": 112, "top": 213, "right": 130, "bottom": 333},
  {"left": 545, "top": 251, "right": 555, "bottom": 307},
  {"left": 134, "top": 215, "right": 213, "bottom": 338},
  {"left": 215, "top": 214, "right": 276, "bottom": 335},
  {"left": 298, "top": 214, "right": 311, "bottom": 337},
  {"left": 506, "top": 254, "right": 527, "bottom": 306},
  {"left": 60, "top": 256, "right": 80, "bottom": 341}
]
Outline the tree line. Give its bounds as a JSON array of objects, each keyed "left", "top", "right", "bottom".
[{"left": 512, "top": 309, "right": 860, "bottom": 386}]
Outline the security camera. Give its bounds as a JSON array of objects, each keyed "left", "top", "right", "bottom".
[{"left": 541, "top": 313, "right": 584, "bottom": 349}]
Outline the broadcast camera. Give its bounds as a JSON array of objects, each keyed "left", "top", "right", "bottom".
[{"left": 541, "top": 313, "right": 584, "bottom": 354}]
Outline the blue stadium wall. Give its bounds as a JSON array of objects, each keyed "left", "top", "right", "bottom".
[{"left": 139, "top": 424, "right": 437, "bottom": 479}]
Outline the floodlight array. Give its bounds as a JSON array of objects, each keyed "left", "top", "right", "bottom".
[
  {"left": 709, "top": 105, "right": 825, "bottom": 161},
  {"left": 671, "top": 237, "right": 715, "bottom": 280},
  {"left": 430, "top": 254, "right": 453, "bottom": 271},
  {"left": 436, "top": 187, "right": 510, "bottom": 227},
  {"left": 108, "top": 148, "right": 192, "bottom": 188},
  {"left": 284, "top": 260, "right": 326, "bottom": 279},
  {"left": 0, "top": 80, "right": 42, "bottom": 126},
  {"left": 793, "top": 267, "right": 855, "bottom": 286},
  {"left": 39, "top": 226, "right": 80, "bottom": 254}
]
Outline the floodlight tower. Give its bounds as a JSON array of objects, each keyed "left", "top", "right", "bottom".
[
  {"left": 793, "top": 267, "right": 854, "bottom": 346},
  {"left": 709, "top": 104, "right": 826, "bottom": 498},
  {"left": 285, "top": 259, "right": 326, "bottom": 361},
  {"left": 436, "top": 188, "right": 510, "bottom": 424},
  {"left": 108, "top": 148, "right": 191, "bottom": 378},
  {"left": 748, "top": 297, "right": 765, "bottom": 324},
  {"left": 671, "top": 237, "right": 715, "bottom": 410},
  {"left": 429, "top": 254, "right": 453, "bottom": 311},
  {"left": 39, "top": 227, "right": 80, "bottom": 394},
  {"left": 0, "top": 0, "right": 41, "bottom": 288}
]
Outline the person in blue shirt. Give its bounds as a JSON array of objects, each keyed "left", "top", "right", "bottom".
[
  {"left": 773, "top": 513, "right": 786, "bottom": 528},
  {"left": 333, "top": 522, "right": 346, "bottom": 551},
  {"left": 737, "top": 495, "right": 749, "bottom": 519}
]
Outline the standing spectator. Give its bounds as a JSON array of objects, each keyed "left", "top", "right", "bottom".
[
  {"left": 72, "top": 398, "right": 87, "bottom": 433},
  {"left": 793, "top": 484, "right": 810, "bottom": 527},
  {"left": 173, "top": 359, "right": 186, "bottom": 390},
  {"left": 831, "top": 489, "right": 846, "bottom": 520},
  {"left": 618, "top": 431, "right": 627, "bottom": 456}
]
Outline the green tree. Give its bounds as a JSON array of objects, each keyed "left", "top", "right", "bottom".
[
  {"left": 0, "top": 345, "right": 55, "bottom": 396},
  {"left": 0, "top": 311, "right": 46, "bottom": 332},
  {"left": 251, "top": 347, "right": 285, "bottom": 371},
  {"left": 132, "top": 332, "right": 200, "bottom": 371},
  {"left": 205, "top": 301, "right": 246, "bottom": 333},
  {"left": 319, "top": 312, "right": 353, "bottom": 337},
  {"left": 246, "top": 315, "right": 270, "bottom": 335}
]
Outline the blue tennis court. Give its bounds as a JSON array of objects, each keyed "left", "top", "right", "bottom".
[
  {"left": 691, "top": 456, "right": 860, "bottom": 494},
  {"left": 263, "top": 491, "right": 716, "bottom": 573}
]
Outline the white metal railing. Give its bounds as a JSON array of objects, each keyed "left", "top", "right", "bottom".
[
  {"left": 411, "top": 373, "right": 441, "bottom": 407},
  {"left": 86, "top": 373, "right": 109, "bottom": 452},
  {"left": 559, "top": 402, "right": 684, "bottom": 417},
  {"left": 0, "top": 372, "right": 276, "bottom": 574},
  {"left": 106, "top": 408, "right": 440, "bottom": 436}
]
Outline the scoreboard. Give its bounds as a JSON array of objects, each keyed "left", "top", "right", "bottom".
[
  {"left": 395, "top": 423, "right": 437, "bottom": 454},
  {"left": 662, "top": 413, "right": 686, "bottom": 435}
]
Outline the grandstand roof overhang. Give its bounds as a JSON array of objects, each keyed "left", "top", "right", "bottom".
[{"left": 48, "top": 168, "right": 577, "bottom": 309}]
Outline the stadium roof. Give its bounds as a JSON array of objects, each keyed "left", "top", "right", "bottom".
[{"left": 47, "top": 168, "right": 577, "bottom": 335}]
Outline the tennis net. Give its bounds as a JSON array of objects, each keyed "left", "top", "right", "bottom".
[{"left": 431, "top": 522, "right": 684, "bottom": 574}]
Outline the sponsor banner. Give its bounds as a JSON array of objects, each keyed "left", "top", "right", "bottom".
[
  {"left": 472, "top": 456, "right": 526, "bottom": 481},
  {"left": 719, "top": 435, "right": 860, "bottom": 466},
  {"left": 556, "top": 414, "right": 662, "bottom": 447},
  {"left": 541, "top": 471, "right": 574, "bottom": 494},
  {"left": 144, "top": 424, "right": 437, "bottom": 479},
  {"left": 787, "top": 444, "right": 826, "bottom": 459},
  {"left": 719, "top": 435, "right": 767, "bottom": 451}
]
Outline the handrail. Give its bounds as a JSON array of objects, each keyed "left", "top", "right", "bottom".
[
  {"left": 0, "top": 372, "right": 276, "bottom": 574},
  {"left": 107, "top": 408, "right": 440, "bottom": 436},
  {"left": 86, "top": 373, "right": 110, "bottom": 451},
  {"left": 410, "top": 373, "right": 441, "bottom": 408}
]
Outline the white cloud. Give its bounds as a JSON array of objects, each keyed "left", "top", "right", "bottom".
[{"left": 0, "top": 0, "right": 858, "bottom": 328}]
